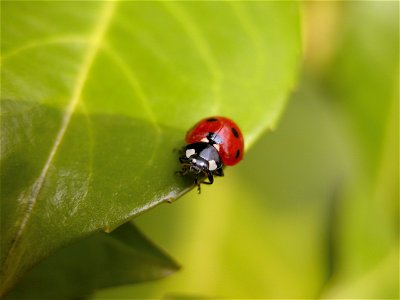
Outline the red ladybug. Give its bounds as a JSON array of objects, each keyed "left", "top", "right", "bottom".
[{"left": 179, "top": 116, "right": 244, "bottom": 192}]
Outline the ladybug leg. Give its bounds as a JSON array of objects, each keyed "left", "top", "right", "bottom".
[
  {"left": 214, "top": 167, "right": 224, "bottom": 177},
  {"left": 176, "top": 163, "right": 190, "bottom": 176},
  {"left": 201, "top": 171, "right": 214, "bottom": 185},
  {"left": 194, "top": 172, "right": 213, "bottom": 194},
  {"left": 194, "top": 176, "right": 201, "bottom": 194},
  {"left": 175, "top": 169, "right": 186, "bottom": 176},
  {"left": 207, "top": 171, "right": 214, "bottom": 184},
  {"left": 174, "top": 147, "right": 185, "bottom": 155},
  {"left": 179, "top": 154, "right": 190, "bottom": 164}
]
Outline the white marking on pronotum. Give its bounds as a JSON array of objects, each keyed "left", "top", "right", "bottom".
[
  {"left": 213, "top": 144, "right": 220, "bottom": 151},
  {"left": 201, "top": 137, "right": 209, "bottom": 143},
  {"left": 186, "top": 148, "right": 196, "bottom": 158},
  {"left": 192, "top": 158, "right": 197, "bottom": 163},
  {"left": 208, "top": 160, "right": 217, "bottom": 171}
]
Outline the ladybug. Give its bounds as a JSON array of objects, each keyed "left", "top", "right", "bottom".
[{"left": 179, "top": 116, "right": 244, "bottom": 192}]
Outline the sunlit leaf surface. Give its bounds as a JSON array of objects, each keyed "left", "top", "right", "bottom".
[{"left": 0, "top": 1, "right": 301, "bottom": 294}]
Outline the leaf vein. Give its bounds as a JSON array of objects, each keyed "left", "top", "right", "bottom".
[
  {"left": 228, "top": 2, "right": 267, "bottom": 67},
  {"left": 103, "top": 44, "right": 162, "bottom": 135},
  {"left": 162, "top": 2, "right": 222, "bottom": 114},
  {"left": 2, "top": 1, "right": 118, "bottom": 276},
  {"left": 0, "top": 36, "right": 89, "bottom": 62}
]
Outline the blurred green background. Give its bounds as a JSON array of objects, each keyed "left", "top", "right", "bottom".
[
  {"left": 2, "top": 1, "right": 399, "bottom": 299},
  {"left": 92, "top": 1, "right": 399, "bottom": 299}
]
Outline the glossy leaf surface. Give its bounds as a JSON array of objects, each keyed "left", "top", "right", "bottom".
[{"left": 0, "top": 1, "right": 301, "bottom": 294}]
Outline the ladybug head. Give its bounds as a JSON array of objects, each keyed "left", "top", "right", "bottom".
[
  {"left": 187, "top": 155, "right": 209, "bottom": 174},
  {"left": 180, "top": 142, "right": 222, "bottom": 175},
  {"left": 178, "top": 141, "right": 225, "bottom": 193}
]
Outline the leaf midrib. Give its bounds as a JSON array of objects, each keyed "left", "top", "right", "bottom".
[{"left": 1, "top": 0, "right": 117, "bottom": 290}]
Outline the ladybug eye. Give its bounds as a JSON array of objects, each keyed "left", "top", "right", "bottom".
[{"left": 231, "top": 127, "right": 239, "bottom": 138}]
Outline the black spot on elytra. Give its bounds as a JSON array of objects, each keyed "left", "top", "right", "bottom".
[
  {"left": 231, "top": 127, "right": 239, "bottom": 138},
  {"left": 235, "top": 149, "right": 240, "bottom": 159},
  {"left": 206, "top": 118, "right": 218, "bottom": 122}
]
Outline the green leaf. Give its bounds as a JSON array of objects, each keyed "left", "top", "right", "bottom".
[
  {"left": 5, "top": 222, "right": 179, "bottom": 300},
  {"left": 92, "top": 77, "right": 352, "bottom": 299},
  {"left": 0, "top": 1, "right": 301, "bottom": 294}
]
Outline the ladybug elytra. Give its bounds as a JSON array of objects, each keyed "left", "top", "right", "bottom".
[{"left": 179, "top": 116, "right": 244, "bottom": 192}]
